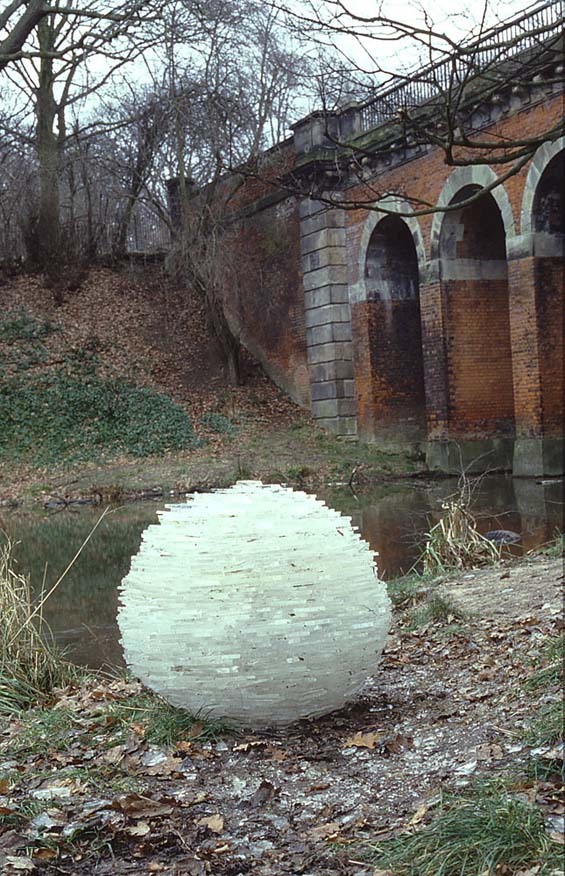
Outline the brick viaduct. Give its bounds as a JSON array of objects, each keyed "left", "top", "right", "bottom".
[{"left": 213, "top": 2, "right": 564, "bottom": 476}]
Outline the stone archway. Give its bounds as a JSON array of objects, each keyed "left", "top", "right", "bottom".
[
  {"left": 438, "top": 184, "right": 515, "bottom": 443},
  {"left": 351, "top": 209, "right": 426, "bottom": 443}
]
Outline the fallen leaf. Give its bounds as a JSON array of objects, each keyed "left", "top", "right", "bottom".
[
  {"left": 475, "top": 743, "right": 503, "bottom": 761},
  {"left": 344, "top": 731, "right": 380, "bottom": 750},
  {"left": 97, "top": 744, "right": 127, "bottom": 766},
  {"left": 3, "top": 858, "right": 36, "bottom": 872},
  {"left": 212, "top": 843, "right": 230, "bottom": 854},
  {"left": 249, "top": 781, "right": 279, "bottom": 807},
  {"left": 197, "top": 814, "right": 224, "bottom": 833},
  {"left": 112, "top": 794, "right": 174, "bottom": 819},
  {"left": 265, "top": 744, "right": 286, "bottom": 761},
  {"left": 31, "top": 849, "right": 57, "bottom": 861},
  {"left": 409, "top": 804, "right": 428, "bottom": 826},
  {"left": 127, "top": 821, "right": 151, "bottom": 837},
  {"left": 308, "top": 822, "right": 341, "bottom": 841},
  {"left": 174, "top": 741, "right": 194, "bottom": 755},
  {"left": 187, "top": 721, "right": 205, "bottom": 739},
  {"left": 384, "top": 734, "right": 414, "bottom": 755},
  {"left": 233, "top": 740, "right": 266, "bottom": 752}
]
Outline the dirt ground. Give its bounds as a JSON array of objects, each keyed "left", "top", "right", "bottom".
[{"left": 1, "top": 554, "right": 562, "bottom": 875}]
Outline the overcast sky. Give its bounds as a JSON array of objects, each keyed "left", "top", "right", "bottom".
[{"left": 313, "top": 0, "right": 542, "bottom": 77}]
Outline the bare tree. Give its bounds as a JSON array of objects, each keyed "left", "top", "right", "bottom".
[
  {"left": 0, "top": 0, "right": 159, "bottom": 269},
  {"left": 253, "top": 0, "right": 564, "bottom": 216}
]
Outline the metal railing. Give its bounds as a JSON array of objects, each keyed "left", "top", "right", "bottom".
[{"left": 358, "top": 0, "right": 564, "bottom": 133}]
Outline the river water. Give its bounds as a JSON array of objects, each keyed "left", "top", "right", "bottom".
[{"left": 1, "top": 476, "right": 562, "bottom": 668}]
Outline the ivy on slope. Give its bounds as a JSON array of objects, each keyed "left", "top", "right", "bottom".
[
  {"left": 0, "top": 362, "right": 198, "bottom": 465},
  {"left": 0, "top": 310, "right": 197, "bottom": 465}
]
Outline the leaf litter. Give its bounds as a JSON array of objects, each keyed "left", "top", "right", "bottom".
[{"left": 0, "top": 555, "right": 562, "bottom": 874}]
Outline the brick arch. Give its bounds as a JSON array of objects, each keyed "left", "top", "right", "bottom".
[
  {"left": 349, "top": 197, "right": 427, "bottom": 444},
  {"left": 357, "top": 197, "right": 426, "bottom": 296},
  {"left": 520, "top": 136, "right": 565, "bottom": 241},
  {"left": 430, "top": 166, "right": 515, "bottom": 266}
]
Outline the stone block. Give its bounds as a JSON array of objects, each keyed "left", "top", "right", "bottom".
[
  {"left": 300, "top": 210, "right": 345, "bottom": 238},
  {"left": 332, "top": 323, "right": 353, "bottom": 342},
  {"left": 316, "top": 416, "right": 358, "bottom": 437},
  {"left": 302, "top": 247, "right": 348, "bottom": 275},
  {"left": 298, "top": 198, "right": 329, "bottom": 219},
  {"left": 304, "top": 304, "right": 351, "bottom": 328},
  {"left": 426, "top": 438, "right": 514, "bottom": 474},
  {"left": 311, "top": 381, "right": 338, "bottom": 401},
  {"left": 300, "top": 227, "right": 346, "bottom": 255},
  {"left": 307, "top": 341, "right": 353, "bottom": 365},
  {"left": 304, "top": 284, "right": 349, "bottom": 309},
  {"left": 310, "top": 378, "right": 356, "bottom": 401},
  {"left": 513, "top": 437, "right": 565, "bottom": 476},
  {"left": 304, "top": 288, "right": 332, "bottom": 309},
  {"left": 309, "top": 360, "right": 354, "bottom": 382},
  {"left": 303, "top": 264, "right": 349, "bottom": 291},
  {"left": 307, "top": 324, "right": 334, "bottom": 346},
  {"left": 312, "top": 397, "right": 357, "bottom": 419},
  {"left": 307, "top": 322, "right": 352, "bottom": 347}
]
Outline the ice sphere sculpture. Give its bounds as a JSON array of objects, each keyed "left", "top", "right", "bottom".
[{"left": 118, "top": 481, "right": 391, "bottom": 728}]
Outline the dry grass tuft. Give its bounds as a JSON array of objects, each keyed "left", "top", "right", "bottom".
[
  {"left": 421, "top": 476, "right": 501, "bottom": 575},
  {"left": 0, "top": 539, "right": 78, "bottom": 714}
]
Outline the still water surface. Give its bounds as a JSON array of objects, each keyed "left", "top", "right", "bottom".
[{"left": 1, "top": 476, "right": 562, "bottom": 668}]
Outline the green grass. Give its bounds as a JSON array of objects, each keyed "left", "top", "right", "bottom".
[
  {"left": 0, "top": 324, "right": 199, "bottom": 465},
  {"left": 386, "top": 571, "right": 436, "bottom": 609},
  {"left": 0, "top": 308, "right": 56, "bottom": 343},
  {"left": 0, "top": 367, "right": 198, "bottom": 464},
  {"left": 524, "top": 634, "right": 564, "bottom": 691},
  {"left": 2, "top": 707, "right": 76, "bottom": 756},
  {"left": 521, "top": 700, "right": 563, "bottom": 748},
  {"left": 0, "top": 538, "right": 84, "bottom": 716},
  {"left": 367, "top": 783, "right": 563, "bottom": 876},
  {"left": 102, "top": 692, "right": 232, "bottom": 746},
  {"left": 409, "top": 593, "right": 467, "bottom": 628},
  {"left": 532, "top": 532, "right": 564, "bottom": 559},
  {"left": 0, "top": 798, "right": 46, "bottom": 829}
]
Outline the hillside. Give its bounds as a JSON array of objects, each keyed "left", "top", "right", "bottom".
[{"left": 0, "top": 265, "right": 418, "bottom": 503}]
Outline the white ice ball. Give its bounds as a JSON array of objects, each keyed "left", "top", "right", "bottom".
[{"left": 118, "top": 481, "right": 391, "bottom": 728}]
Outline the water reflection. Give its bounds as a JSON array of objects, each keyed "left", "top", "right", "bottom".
[{"left": 1, "top": 476, "right": 562, "bottom": 668}]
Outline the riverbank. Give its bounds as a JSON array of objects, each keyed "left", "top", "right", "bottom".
[
  {"left": 1, "top": 552, "right": 563, "bottom": 875},
  {"left": 0, "top": 267, "right": 424, "bottom": 508},
  {"left": 0, "top": 420, "right": 424, "bottom": 509}
]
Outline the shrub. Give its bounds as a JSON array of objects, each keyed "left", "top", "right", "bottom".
[
  {"left": 0, "top": 308, "right": 56, "bottom": 343},
  {"left": 199, "top": 411, "right": 237, "bottom": 435},
  {"left": 0, "top": 368, "right": 198, "bottom": 464}
]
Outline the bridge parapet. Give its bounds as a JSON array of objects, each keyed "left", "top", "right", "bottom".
[{"left": 292, "top": 0, "right": 563, "bottom": 160}]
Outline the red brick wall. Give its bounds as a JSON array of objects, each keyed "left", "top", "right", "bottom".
[
  {"left": 536, "top": 258, "right": 564, "bottom": 436},
  {"left": 223, "top": 196, "right": 310, "bottom": 407},
  {"left": 507, "top": 257, "right": 543, "bottom": 437},
  {"left": 351, "top": 299, "right": 426, "bottom": 439},
  {"left": 444, "top": 277, "right": 515, "bottom": 436}
]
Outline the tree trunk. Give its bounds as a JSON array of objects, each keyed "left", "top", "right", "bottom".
[{"left": 34, "top": 16, "right": 60, "bottom": 270}]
